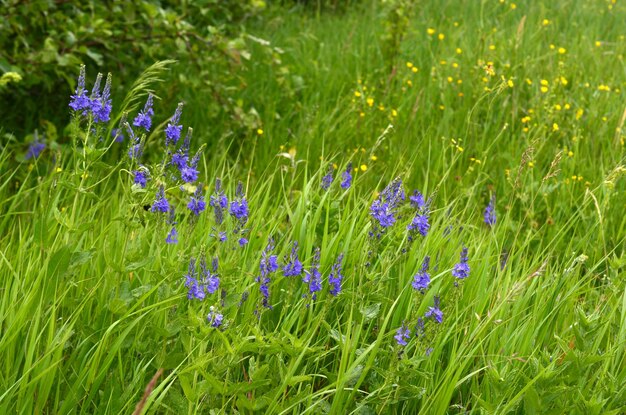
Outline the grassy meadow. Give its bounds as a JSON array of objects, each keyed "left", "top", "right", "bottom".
[{"left": 1, "top": 0, "right": 626, "bottom": 413}]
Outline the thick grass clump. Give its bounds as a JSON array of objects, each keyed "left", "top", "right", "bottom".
[{"left": 1, "top": 1, "right": 625, "bottom": 414}]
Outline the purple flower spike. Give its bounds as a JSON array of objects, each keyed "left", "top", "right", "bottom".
[
  {"left": 321, "top": 166, "right": 334, "bottom": 190},
  {"left": 452, "top": 247, "right": 470, "bottom": 280},
  {"left": 425, "top": 296, "right": 443, "bottom": 323},
  {"left": 133, "top": 94, "right": 154, "bottom": 132},
  {"left": 328, "top": 253, "right": 344, "bottom": 296},
  {"left": 151, "top": 186, "right": 170, "bottom": 213},
  {"left": 484, "top": 195, "right": 496, "bottom": 227},
  {"left": 394, "top": 323, "right": 410, "bottom": 346},
  {"left": 165, "top": 103, "right": 183, "bottom": 146},
  {"left": 412, "top": 256, "right": 431, "bottom": 292},
  {"left": 69, "top": 65, "right": 90, "bottom": 112},
  {"left": 283, "top": 242, "right": 303, "bottom": 277},
  {"left": 341, "top": 163, "right": 352, "bottom": 189}
]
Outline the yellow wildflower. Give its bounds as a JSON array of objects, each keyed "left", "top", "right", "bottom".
[{"left": 360, "top": 164, "right": 367, "bottom": 172}]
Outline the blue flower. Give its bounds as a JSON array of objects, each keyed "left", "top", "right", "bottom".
[
  {"left": 239, "top": 237, "right": 249, "bottom": 246},
  {"left": 407, "top": 212, "right": 430, "bottom": 237},
  {"left": 425, "top": 296, "right": 443, "bottom": 323},
  {"left": 151, "top": 186, "right": 170, "bottom": 213},
  {"left": 370, "top": 200, "right": 396, "bottom": 228},
  {"left": 209, "top": 178, "right": 228, "bottom": 225},
  {"left": 283, "top": 242, "right": 303, "bottom": 277},
  {"left": 171, "top": 128, "right": 192, "bottom": 171},
  {"left": 394, "top": 323, "right": 410, "bottom": 346},
  {"left": 133, "top": 94, "right": 154, "bottom": 132},
  {"left": 203, "top": 256, "right": 220, "bottom": 294},
  {"left": 187, "top": 188, "right": 206, "bottom": 216},
  {"left": 92, "top": 73, "right": 112, "bottom": 123},
  {"left": 207, "top": 306, "right": 224, "bottom": 328},
  {"left": 69, "top": 65, "right": 90, "bottom": 112},
  {"left": 181, "top": 165, "right": 199, "bottom": 183},
  {"left": 410, "top": 190, "right": 425, "bottom": 210},
  {"left": 229, "top": 182, "right": 249, "bottom": 221},
  {"left": 218, "top": 231, "right": 227, "bottom": 243},
  {"left": 452, "top": 247, "right": 470, "bottom": 280},
  {"left": 321, "top": 166, "right": 333, "bottom": 190},
  {"left": 126, "top": 124, "right": 142, "bottom": 161},
  {"left": 370, "top": 178, "right": 405, "bottom": 233},
  {"left": 484, "top": 195, "right": 496, "bottom": 227},
  {"left": 302, "top": 248, "right": 322, "bottom": 300},
  {"left": 303, "top": 248, "right": 322, "bottom": 300},
  {"left": 166, "top": 227, "right": 178, "bottom": 244},
  {"left": 165, "top": 103, "right": 183, "bottom": 146},
  {"left": 412, "top": 256, "right": 431, "bottom": 292},
  {"left": 184, "top": 258, "right": 205, "bottom": 301},
  {"left": 257, "top": 238, "right": 278, "bottom": 308},
  {"left": 341, "top": 163, "right": 352, "bottom": 189},
  {"left": 25, "top": 138, "right": 45, "bottom": 160},
  {"left": 328, "top": 253, "right": 344, "bottom": 296},
  {"left": 133, "top": 168, "right": 149, "bottom": 188}
]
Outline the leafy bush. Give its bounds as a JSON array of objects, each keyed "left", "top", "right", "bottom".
[{"left": 0, "top": 0, "right": 270, "bottom": 139}]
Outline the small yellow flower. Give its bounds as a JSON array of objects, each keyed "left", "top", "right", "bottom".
[
  {"left": 540, "top": 79, "right": 549, "bottom": 86},
  {"left": 507, "top": 78, "right": 514, "bottom": 88},
  {"left": 558, "top": 47, "right": 566, "bottom": 54},
  {"left": 521, "top": 116, "right": 531, "bottom": 123},
  {"left": 439, "top": 105, "right": 445, "bottom": 110},
  {"left": 554, "top": 104, "right": 562, "bottom": 111},
  {"left": 552, "top": 123, "right": 559, "bottom": 132},
  {"left": 407, "top": 80, "right": 413, "bottom": 87},
  {"left": 378, "top": 104, "right": 385, "bottom": 111},
  {"left": 391, "top": 109, "right": 398, "bottom": 117},
  {"left": 540, "top": 86, "right": 549, "bottom": 93},
  {"left": 564, "top": 103, "right": 571, "bottom": 110},
  {"left": 440, "top": 60, "right": 447, "bottom": 65},
  {"left": 595, "top": 40, "right": 602, "bottom": 47},
  {"left": 528, "top": 161, "right": 535, "bottom": 167},
  {"left": 56, "top": 167, "right": 63, "bottom": 173},
  {"left": 354, "top": 91, "right": 362, "bottom": 97},
  {"left": 559, "top": 76, "right": 568, "bottom": 86},
  {"left": 438, "top": 33, "right": 445, "bottom": 40},
  {"left": 452, "top": 62, "right": 459, "bottom": 68},
  {"left": 406, "top": 62, "right": 414, "bottom": 68},
  {"left": 568, "top": 151, "right": 574, "bottom": 157},
  {"left": 456, "top": 145, "right": 464, "bottom": 152},
  {"left": 447, "top": 76, "right": 454, "bottom": 83},
  {"left": 427, "top": 28, "right": 436, "bottom": 35},
  {"left": 456, "top": 48, "right": 462, "bottom": 54},
  {"left": 598, "top": 84, "right": 611, "bottom": 92},
  {"left": 523, "top": 127, "right": 529, "bottom": 132},
  {"left": 411, "top": 66, "right": 418, "bottom": 73},
  {"left": 370, "top": 155, "right": 377, "bottom": 161},
  {"left": 549, "top": 44, "right": 555, "bottom": 50},
  {"left": 366, "top": 97, "right": 374, "bottom": 107},
  {"left": 576, "top": 108, "right": 584, "bottom": 120},
  {"left": 359, "top": 112, "right": 365, "bottom": 118},
  {"left": 360, "top": 164, "right": 367, "bottom": 172},
  {"left": 510, "top": 3, "right": 517, "bottom": 9},
  {"left": 489, "top": 44, "right": 496, "bottom": 50},
  {"left": 542, "top": 19, "right": 550, "bottom": 26},
  {"left": 525, "top": 78, "right": 533, "bottom": 85},
  {"left": 257, "top": 128, "right": 264, "bottom": 135}
]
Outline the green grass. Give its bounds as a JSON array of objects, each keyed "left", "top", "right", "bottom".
[{"left": 1, "top": 0, "right": 626, "bottom": 413}]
